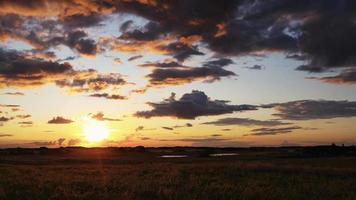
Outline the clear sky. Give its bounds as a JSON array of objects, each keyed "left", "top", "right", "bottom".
[{"left": 0, "top": 0, "right": 355, "bottom": 147}]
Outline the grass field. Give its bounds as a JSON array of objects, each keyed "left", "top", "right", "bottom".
[{"left": 0, "top": 148, "right": 355, "bottom": 200}]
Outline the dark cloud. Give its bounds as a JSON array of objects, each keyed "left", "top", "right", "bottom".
[
  {"left": 246, "top": 65, "right": 263, "bottom": 70},
  {"left": 114, "top": 58, "right": 122, "bottom": 64},
  {"left": 135, "top": 126, "right": 155, "bottom": 132},
  {"left": 202, "top": 117, "right": 291, "bottom": 127},
  {"left": 2, "top": 0, "right": 356, "bottom": 72},
  {"left": 127, "top": 55, "right": 143, "bottom": 61},
  {"left": 308, "top": 68, "right": 356, "bottom": 84},
  {"left": 56, "top": 73, "right": 127, "bottom": 93},
  {"left": 158, "top": 42, "right": 204, "bottom": 61},
  {"left": 296, "top": 65, "right": 326, "bottom": 73},
  {"left": 48, "top": 116, "right": 74, "bottom": 124},
  {"left": 135, "top": 126, "right": 144, "bottom": 132},
  {"left": 146, "top": 65, "right": 236, "bottom": 86},
  {"left": 119, "top": 21, "right": 164, "bottom": 41},
  {"left": 221, "top": 128, "right": 231, "bottom": 131},
  {"left": 203, "top": 58, "right": 234, "bottom": 68},
  {"left": 90, "top": 112, "right": 121, "bottom": 121},
  {"left": 2, "top": 92, "right": 24, "bottom": 96},
  {"left": 0, "top": 104, "right": 20, "bottom": 108},
  {"left": 297, "top": 12, "right": 356, "bottom": 72},
  {"left": 266, "top": 100, "right": 356, "bottom": 120},
  {"left": 247, "top": 126, "right": 302, "bottom": 136},
  {"left": 89, "top": 93, "right": 127, "bottom": 100},
  {"left": 0, "top": 48, "right": 96, "bottom": 88},
  {"left": 62, "top": 13, "right": 104, "bottom": 29},
  {"left": 159, "top": 123, "right": 193, "bottom": 130},
  {"left": 135, "top": 90, "right": 257, "bottom": 119},
  {"left": 16, "top": 114, "right": 31, "bottom": 119},
  {"left": 57, "top": 56, "right": 77, "bottom": 62},
  {"left": 211, "top": 134, "right": 222, "bottom": 137},
  {"left": 65, "top": 31, "right": 97, "bottom": 56},
  {"left": 0, "top": 116, "right": 13, "bottom": 122},
  {"left": 162, "top": 126, "right": 173, "bottom": 130},
  {"left": 18, "top": 121, "right": 33, "bottom": 125},
  {"left": 139, "top": 59, "right": 236, "bottom": 86},
  {"left": 0, "top": 1, "right": 113, "bottom": 17},
  {"left": 120, "top": 20, "right": 133, "bottom": 32},
  {"left": 116, "top": 1, "right": 356, "bottom": 72},
  {"left": 139, "top": 60, "right": 188, "bottom": 69},
  {"left": 0, "top": 134, "right": 12, "bottom": 137}
]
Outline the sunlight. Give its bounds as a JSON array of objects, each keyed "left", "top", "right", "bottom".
[{"left": 83, "top": 120, "right": 109, "bottom": 142}]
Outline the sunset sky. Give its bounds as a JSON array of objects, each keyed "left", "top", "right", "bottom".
[{"left": 0, "top": 0, "right": 355, "bottom": 148}]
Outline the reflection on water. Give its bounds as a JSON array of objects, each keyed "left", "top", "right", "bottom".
[
  {"left": 160, "top": 155, "right": 188, "bottom": 158},
  {"left": 209, "top": 153, "right": 239, "bottom": 157}
]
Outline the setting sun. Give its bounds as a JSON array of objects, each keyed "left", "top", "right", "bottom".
[{"left": 83, "top": 121, "right": 109, "bottom": 142}]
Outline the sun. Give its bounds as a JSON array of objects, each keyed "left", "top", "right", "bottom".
[{"left": 83, "top": 120, "right": 109, "bottom": 142}]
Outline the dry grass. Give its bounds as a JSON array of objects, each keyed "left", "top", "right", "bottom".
[{"left": 0, "top": 153, "right": 355, "bottom": 200}]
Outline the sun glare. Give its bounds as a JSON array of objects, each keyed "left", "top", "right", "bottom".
[{"left": 83, "top": 121, "right": 109, "bottom": 142}]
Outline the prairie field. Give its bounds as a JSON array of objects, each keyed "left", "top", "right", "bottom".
[{"left": 0, "top": 147, "right": 355, "bottom": 200}]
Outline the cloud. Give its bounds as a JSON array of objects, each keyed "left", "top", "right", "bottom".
[
  {"left": 266, "top": 100, "right": 356, "bottom": 120},
  {"left": 202, "top": 117, "right": 291, "bottom": 127},
  {"left": 2, "top": 1, "right": 356, "bottom": 72},
  {"left": 0, "top": 48, "right": 96, "bottom": 88},
  {"left": 0, "top": 134, "right": 12, "bottom": 137},
  {"left": 146, "top": 65, "right": 236, "bottom": 86},
  {"left": 65, "top": 30, "right": 98, "bottom": 56},
  {"left": 114, "top": 58, "right": 122, "bottom": 64},
  {"left": 159, "top": 123, "right": 193, "bottom": 131},
  {"left": 2, "top": 92, "right": 24, "bottom": 96},
  {"left": 62, "top": 13, "right": 104, "bottom": 29},
  {"left": 48, "top": 116, "right": 74, "bottom": 124},
  {"left": 135, "top": 126, "right": 144, "bottom": 132},
  {"left": 308, "top": 68, "right": 356, "bottom": 84},
  {"left": 120, "top": 20, "right": 133, "bottom": 32},
  {"left": 89, "top": 93, "right": 127, "bottom": 100},
  {"left": 0, "top": 116, "right": 13, "bottom": 122},
  {"left": 158, "top": 42, "right": 204, "bottom": 61},
  {"left": 135, "top": 126, "right": 155, "bottom": 132},
  {"left": 57, "top": 138, "right": 66, "bottom": 146},
  {"left": 16, "top": 114, "right": 31, "bottom": 119},
  {"left": 90, "top": 112, "right": 121, "bottom": 121},
  {"left": 139, "top": 59, "right": 236, "bottom": 86},
  {"left": 162, "top": 126, "right": 173, "bottom": 130},
  {"left": 68, "top": 139, "right": 81, "bottom": 146},
  {"left": 56, "top": 73, "right": 127, "bottom": 93},
  {"left": 120, "top": 21, "right": 164, "bottom": 41},
  {"left": 18, "top": 121, "right": 33, "bottom": 125},
  {"left": 135, "top": 90, "right": 257, "bottom": 119},
  {"left": 127, "top": 55, "right": 143, "bottom": 61},
  {"left": 139, "top": 60, "right": 188, "bottom": 69},
  {"left": 174, "top": 123, "right": 193, "bottom": 128},
  {"left": 0, "top": 104, "right": 20, "bottom": 108},
  {"left": 140, "top": 137, "right": 151, "bottom": 140},
  {"left": 0, "top": 1, "right": 112, "bottom": 17},
  {"left": 247, "top": 126, "right": 303, "bottom": 136},
  {"left": 246, "top": 65, "right": 263, "bottom": 70},
  {"left": 203, "top": 58, "right": 234, "bottom": 68}
]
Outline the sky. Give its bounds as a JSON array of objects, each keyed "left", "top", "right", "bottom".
[{"left": 0, "top": 0, "right": 355, "bottom": 148}]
